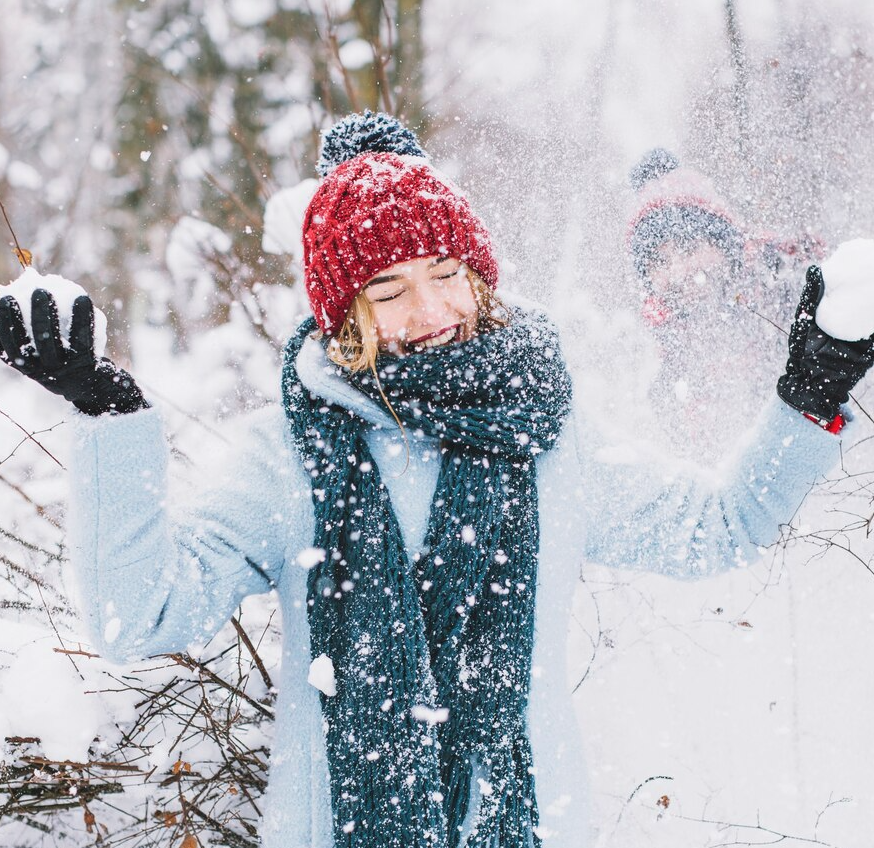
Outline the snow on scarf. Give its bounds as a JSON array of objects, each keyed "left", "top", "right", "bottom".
[{"left": 280, "top": 307, "right": 572, "bottom": 848}]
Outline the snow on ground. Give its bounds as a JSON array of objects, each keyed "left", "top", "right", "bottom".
[{"left": 0, "top": 620, "right": 113, "bottom": 763}]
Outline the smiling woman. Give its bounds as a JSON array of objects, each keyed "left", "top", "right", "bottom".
[{"left": 3, "top": 111, "right": 873, "bottom": 848}]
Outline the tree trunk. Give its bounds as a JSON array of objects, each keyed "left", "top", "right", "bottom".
[
  {"left": 394, "top": 0, "right": 426, "bottom": 131},
  {"left": 725, "top": 0, "right": 750, "bottom": 156}
]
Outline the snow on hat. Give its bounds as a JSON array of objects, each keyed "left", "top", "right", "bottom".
[
  {"left": 627, "top": 148, "right": 745, "bottom": 281},
  {"left": 302, "top": 111, "right": 499, "bottom": 334}
]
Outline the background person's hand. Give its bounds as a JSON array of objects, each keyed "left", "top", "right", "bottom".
[
  {"left": 777, "top": 265, "right": 874, "bottom": 423},
  {"left": 0, "top": 289, "right": 149, "bottom": 416}
]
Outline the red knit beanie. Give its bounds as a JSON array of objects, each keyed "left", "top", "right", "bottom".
[{"left": 302, "top": 114, "right": 499, "bottom": 334}]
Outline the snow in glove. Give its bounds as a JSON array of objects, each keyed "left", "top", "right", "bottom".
[
  {"left": 0, "top": 289, "right": 149, "bottom": 416},
  {"left": 777, "top": 265, "right": 874, "bottom": 422}
]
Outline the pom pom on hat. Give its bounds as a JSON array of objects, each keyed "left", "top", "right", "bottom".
[
  {"left": 302, "top": 112, "right": 499, "bottom": 334},
  {"left": 628, "top": 147, "right": 680, "bottom": 191},
  {"left": 317, "top": 110, "right": 428, "bottom": 177}
]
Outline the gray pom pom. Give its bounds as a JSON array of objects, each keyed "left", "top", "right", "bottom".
[
  {"left": 629, "top": 148, "right": 680, "bottom": 191},
  {"left": 317, "top": 110, "right": 427, "bottom": 177}
]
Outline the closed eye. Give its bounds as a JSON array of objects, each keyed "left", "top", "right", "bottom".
[{"left": 372, "top": 290, "right": 404, "bottom": 303}]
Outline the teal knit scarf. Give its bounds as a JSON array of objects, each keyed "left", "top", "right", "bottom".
[{"left": 281, "top": 308, "right": 572, "bottom": 848}]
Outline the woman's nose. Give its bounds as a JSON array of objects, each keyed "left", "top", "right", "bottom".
[{"left": 411, "top": 278, "right": 452, "bottom": 321}]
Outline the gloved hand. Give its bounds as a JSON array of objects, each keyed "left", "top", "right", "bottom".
[
  {"left": 0, "top": 289, "right": 149, "bottom": 416},
  {"left": 777, "top": 265, "right": 874, "bottom": 423}
]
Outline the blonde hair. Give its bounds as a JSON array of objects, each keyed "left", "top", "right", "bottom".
[{"left": 321, "top": 267, "right": 510, "bottom": 374}]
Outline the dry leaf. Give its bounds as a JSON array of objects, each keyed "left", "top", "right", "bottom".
[
  {"left": 84, "top": 809, "right": 96, "bottom": 831},
  {"left": 228, "top": 785, "right": 239, "bottom": 796},
  {"left": 172, "top": 759, "right": 191, "bottom": 775},
  {"left": 737, "top": 620, "right": 753, "bottom": 628},
  {"left": 657, "top": 794, "right": 670, "bottom": 809},
  {"left": 12, "top": 246, "right": 32, "bottom": 267},
  {"left": 180, "top": 833, "right": 199, "bottom": 848},
  {"left": 159, "top": 811, "right": 178, "bottom": 827}
]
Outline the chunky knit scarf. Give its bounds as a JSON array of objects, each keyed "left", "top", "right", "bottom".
[{"left": 281, "top": 308, "right": 572, "bottom": 848}]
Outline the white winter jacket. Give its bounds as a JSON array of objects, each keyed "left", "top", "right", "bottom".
[{"left": 68, "top": 321, "right": 843, "bottom": 847}]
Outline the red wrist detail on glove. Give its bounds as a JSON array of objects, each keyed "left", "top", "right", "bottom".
[{"left": 802, "top": 411, "right": 845, "bottom": 434}]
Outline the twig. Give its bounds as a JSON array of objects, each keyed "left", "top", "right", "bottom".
[
  {"left": 0, "top": 600, "right": 68, "bottom": 616},
  {"left": 814, "top": 794, "right": 852, "bottom": 841},
  {"left": 230, "top": 616, "right": 273, "bottom": 692},
  {"left": 0, "top": 525, "right": 63, "bottom": 559},
  {"left": 0, "top": 554, "right": 68, "bottom": 603},
  {"left": 165, "top": 654, "right": 275, "bottom": 719},
  {"left": 53, "top": 647, "right": 101, "bottom": 659},
  {"left": 0, "top": 473, "right": 62, "bottom": 529},
  {"left": 0, "top": 195, "right": 28, "bottom": 269},
  {"left": 371, "top": 3, "right": 394, "bottom": 114},
  {"left": 571, "top": 576, "right": 603, "bottom": 694},
  {"left": 624, "top": 775, "right": 673, "bottom": 808},
  {"left": 202, "top": 170, "right": 263, "bottom": 231},
  {"left": 0, "top": 406, "right": 65, "bottom": 469},
  {"left": 672, "top": 810, "right": 835, "bottom": 847},
  {"left": 795, "top": 531, "right": 874, "bottom": 576},
  {"left": 608, "top": 773, "right": 674, "bottom": 840},
  {"left": 18, "top": 757, "right": 144, "bottom": 774},
  {"left": 203, "top": 248, "right": 280, "bottom": 351},
  {"left": 322, "top": 1, "right": 362, "bottom": 112},
  {"left": 184, "top": 799, "right": 260, "bottom": 847},
  {"left": 350, "top": 0, "right": 393, "bottom": 113},
  {"left": 848, "top": 390, "right": 874, "bottom": 427},
  {"left": 35, "top": 584, "right": 82, "bottom": 681},
  {"left": 740, "top": 302, "right": 788, "bottom": 336}
]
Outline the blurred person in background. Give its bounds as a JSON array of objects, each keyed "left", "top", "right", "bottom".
[{"left": 626, "top": 147, "right": 824, "bottom": 463}]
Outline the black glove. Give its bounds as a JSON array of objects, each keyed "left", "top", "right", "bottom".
[
  {"left": 0, "top": 289, "right": 149, "bottom": 416},
  {"left": 777, "top": 265, "right": 874, "bottom": 422}
]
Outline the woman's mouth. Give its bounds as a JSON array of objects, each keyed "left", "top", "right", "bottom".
[{"left": 410, "top": 325, "right": 459, "bottom": 351}]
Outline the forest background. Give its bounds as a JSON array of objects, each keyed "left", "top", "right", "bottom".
[{"left": 2, "top": 0, "right": 874, "bottom": 846}]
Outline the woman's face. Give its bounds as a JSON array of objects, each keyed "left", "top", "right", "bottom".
[{"left": 362, "top": 255, "right": 479, "bottom": 354}]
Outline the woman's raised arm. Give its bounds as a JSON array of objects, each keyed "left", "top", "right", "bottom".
[
  {"left": 575, "top": 396, "right": 843, "bottom": 576},
  {"left": 576, "top": 254, "right": 874, "bottom": 575},
  {"left": 0, "top": 281, "right": 305, "bottom": 662},
  {"left": 66, "top": 403, "right": 303, "bottom": 662}
]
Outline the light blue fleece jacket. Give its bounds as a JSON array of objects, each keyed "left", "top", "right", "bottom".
[{"left": 67, "top": 329, "right": 843, "bottom": 848}]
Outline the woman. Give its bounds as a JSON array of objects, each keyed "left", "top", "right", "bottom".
[{"left": 0, "top": 112, "right": 869, "bottom": 848}]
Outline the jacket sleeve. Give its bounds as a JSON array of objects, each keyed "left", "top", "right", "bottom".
[
  {"left": 577, "top": 397, "right": 845, "bottom": 577},
  {"left": 66, "top": 404, "right": 301, "bottom": 662}
]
